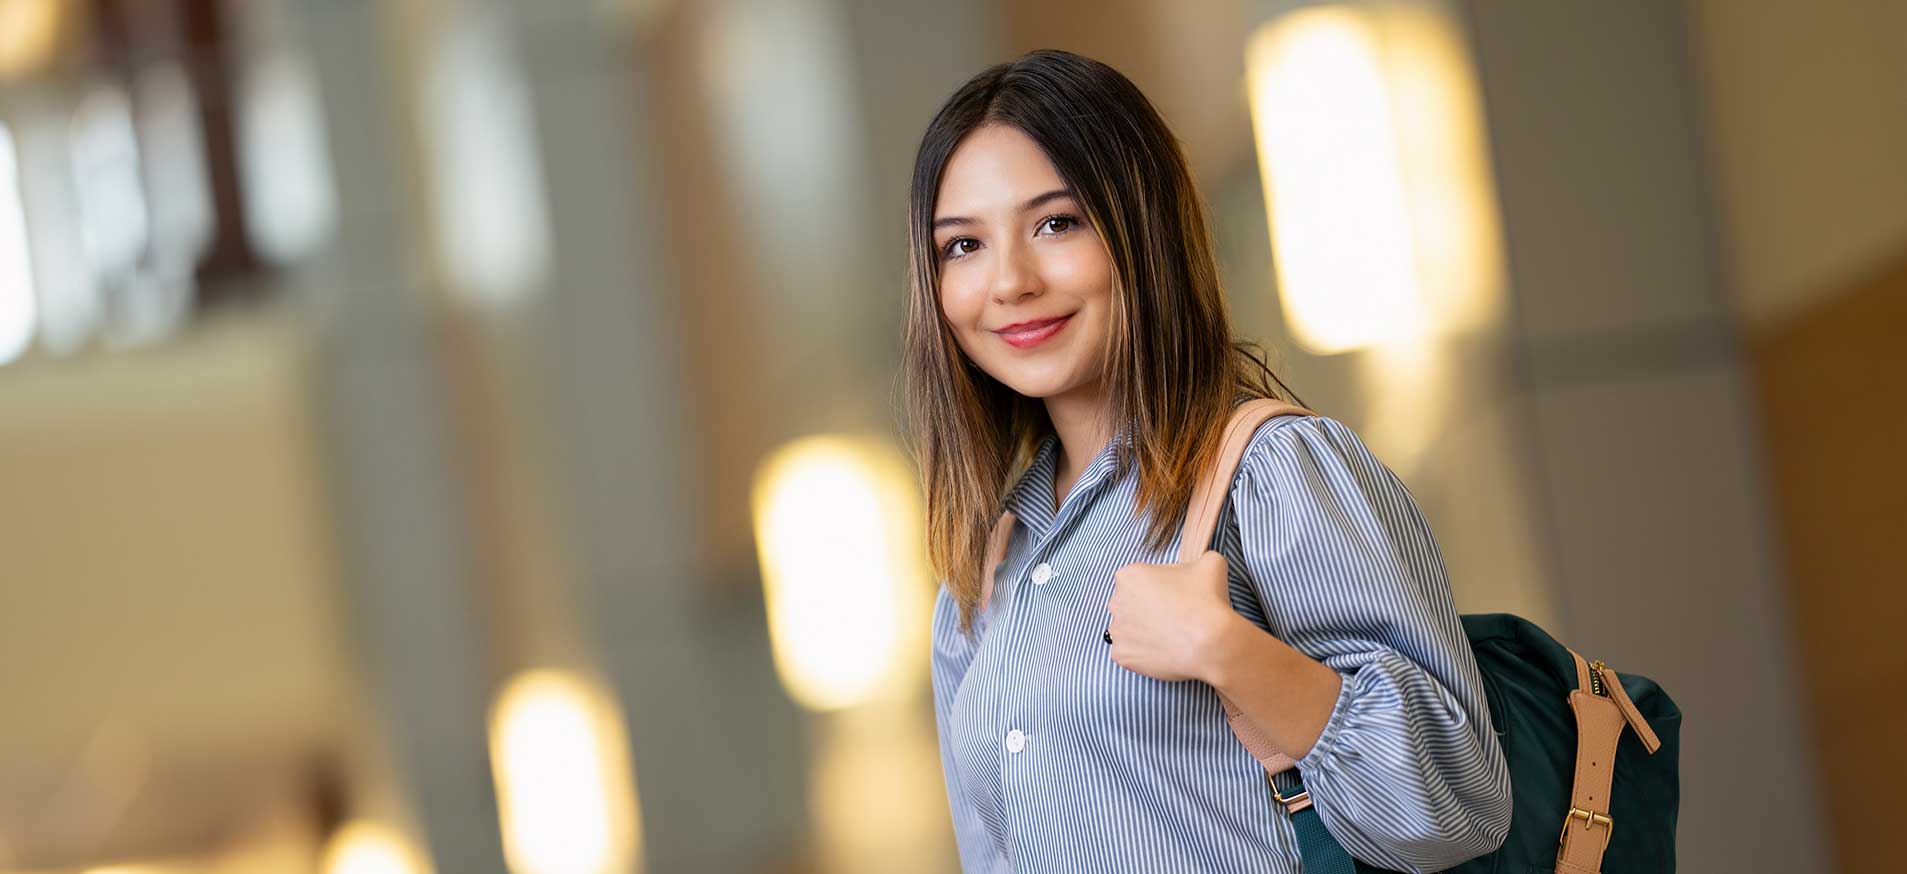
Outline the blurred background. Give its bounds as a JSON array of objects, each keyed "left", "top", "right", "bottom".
[{"left": 0, "top": 0, "right": 1901, "bottom": 871}]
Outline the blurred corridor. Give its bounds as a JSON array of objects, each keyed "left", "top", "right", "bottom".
[{"left": 1, "top": 0, "right": 1903, "bottom": 871}]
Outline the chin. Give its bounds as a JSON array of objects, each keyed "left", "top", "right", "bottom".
[{"left": 993, "top": 371, "right": 1085, "bottom": 401}]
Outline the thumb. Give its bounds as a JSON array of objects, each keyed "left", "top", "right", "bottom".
[{"left": 1194, "top": 551, "right": 1229, "bottom": 594}]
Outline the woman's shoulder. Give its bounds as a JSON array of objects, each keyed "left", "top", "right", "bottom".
[
  {"left": 1238, "top": 407, "right": 1336, "bottom": 459},
  {"left": 1231, "top": 410, "right": 1391, "bottom": 492}
]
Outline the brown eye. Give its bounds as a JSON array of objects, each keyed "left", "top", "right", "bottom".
[
  {"left": 1040, "top": 215, "right": 1079, "bottom": 235},
  {"left": 943, "top": 238, "right": 980, "bottom": 260}
]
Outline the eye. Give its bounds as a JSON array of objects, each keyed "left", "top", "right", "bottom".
[
  {"left": 1038, "top": 214, "right": 1080, "bottom": 236},
  {"left": 942, "top": 237, "right": 980, "bottom": 261}
]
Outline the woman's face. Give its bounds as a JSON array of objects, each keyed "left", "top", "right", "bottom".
[{"left": 932, "top": 124, "right": 1114, "bottom": 402}]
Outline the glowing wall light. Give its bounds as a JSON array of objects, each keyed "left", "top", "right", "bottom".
[
  {"left": 489, "top": 670, "right": 641, "bottom": 874},
  {"left": 1245, "top": 1, "right": 1505, "bottom": 353},
  {"left": 321, "top": 820, "right": 429, "bottom": 874},
  {"left": 755, "top": 435, "right": 934, "bottom": 709},
  {"left": 751, "top": 436, "right": 930, "bottom": 712},
  {"left": 0, "top": 124, "right": 35, "bottom": 365}
]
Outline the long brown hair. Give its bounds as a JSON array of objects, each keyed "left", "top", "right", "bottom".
[{"left": 902, "top": 49, "right": 1302, "bottom": 634}]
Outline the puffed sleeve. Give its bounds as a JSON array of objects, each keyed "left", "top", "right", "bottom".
[
  {"left": 1224, "top": 415, "right": 1512, "bottom": 872},
  {"left": 929, "top": 584, "right": 1010, "bottom": 873}
]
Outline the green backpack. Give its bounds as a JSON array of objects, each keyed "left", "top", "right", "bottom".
[
  {"left": 1223, "top": 403, "right": 1681, "bottom": 873},
  {"left": 1282, "top": 612, "right": 1681, "bottom": 873},
  {"left": 982, "top": 400, "right": 1683, "bottom": 872}
]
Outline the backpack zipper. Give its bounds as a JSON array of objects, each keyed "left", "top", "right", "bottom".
[{"left": 1589, "top": 659, "right": 1608, "bottom": 696}]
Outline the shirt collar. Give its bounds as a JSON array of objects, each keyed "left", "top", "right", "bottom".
[{"left": 1001, "top": 419, "right": 1137, "bottom": 541}]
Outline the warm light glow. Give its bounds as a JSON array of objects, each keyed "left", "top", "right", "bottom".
[
  {"left": 1248, "top": 8, "right": 1418, "bottom": 353},
  {"left": 321, "top": 821, "right": 427, "bottom": 874},
  {"left": 0, "top": 123, "right": 36, "bottom": 365},
  {"left": 807, "top": 703, "right": 946, "bottom": 874},
  {"left": 1246, "top": 3, "right": 1504, "bottom": 353},
  {"left": 751, "top": 436, "right": 930, "bottom": 712},
  {"left": 489, "top": 670, "right": 641, "bottom": 874},
  {"left": 1375, "top": 2, "right": 1506, "bottom": 337},
  {"left": 0, "top": 0, "right": 61, "bottom": 80}
]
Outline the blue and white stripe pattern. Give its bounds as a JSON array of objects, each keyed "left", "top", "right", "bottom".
[{"left": 930, "top": 413, "right": 1512, "bottom": 872}]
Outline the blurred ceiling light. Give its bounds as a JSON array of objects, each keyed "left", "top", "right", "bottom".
[
  {"left": 489, "top": 670, "right": 641, "bottom": 874},
  {"left": 1245, "top": 1, "right": 1505, "bottom": 353},
  {"left": 69, "top": 85, "right": 149, "bottom": 284},
  {"left": 135, "top": 62, "right": 214, "bottom": 268},
  {"left": 238, "top": 52, "right": 338, "bottom": 265},
  {"left": 700, "top": 0, "right": 873, "bottom": 343},
  {"left": 421, "top": 9, "right": 552, "bottom": 307},
  {"left": 0, "top": 123, "right": 36, "bottom": 365},
  {"left": 751, "top": 436, "right": 929, "bottom": 712},
  {"left": 0, "top": 0, "right": 61, "bottom": 80},
  {"left": 321, "top": 820, "right": 429, "bottom": 874},
  {"left": 15, "top": 111, "right": 103, "bottom": 354}
]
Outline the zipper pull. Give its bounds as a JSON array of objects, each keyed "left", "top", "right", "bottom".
[{"left": 1592, "top": 660, "right": 1663, "bottom": 755}]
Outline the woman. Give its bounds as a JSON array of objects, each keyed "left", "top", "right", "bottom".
[{"left": 902, "top": 50, "right": 1511, "bottom": 872}]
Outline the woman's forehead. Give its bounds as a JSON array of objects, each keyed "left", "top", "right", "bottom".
[{"left": 934, "top": 126, "right": 1068, "bottom": 218}]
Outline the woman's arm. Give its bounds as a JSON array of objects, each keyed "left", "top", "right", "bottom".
[
  {"left": 1211, "top": 416, "right": 1512, "bottom": 873},
  {"left": 1200, "top": 611, "right": 1342, "bottom": 759}
]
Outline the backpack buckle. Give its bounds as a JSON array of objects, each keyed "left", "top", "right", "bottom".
[
  {"left": 1560, "top": 807, "right": 1614, "bottom": 852},
  {"left": 1269, "top": 778, "right": 1312, "bottom": 814}
]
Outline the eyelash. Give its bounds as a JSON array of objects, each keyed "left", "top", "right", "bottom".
[{"left": 941, "top": 214, "right": 1082, "bottom": 262}]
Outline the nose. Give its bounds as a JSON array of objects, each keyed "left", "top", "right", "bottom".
[{"left": 988, "top": 238, "right": 1043, "bottom": 304}]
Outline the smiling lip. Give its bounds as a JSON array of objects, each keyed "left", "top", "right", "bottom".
[{"left": 994, "top": 315, "right": 1073, "bottom": 349}]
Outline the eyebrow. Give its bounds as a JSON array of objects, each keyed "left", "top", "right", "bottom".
[{"left": 933, "top": 189, "right": 1076, "bottom": 231}]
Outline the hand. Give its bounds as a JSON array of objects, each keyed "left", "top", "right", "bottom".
[{"left": 1105, "top": 551, "right": 1242, "bottom": 683}]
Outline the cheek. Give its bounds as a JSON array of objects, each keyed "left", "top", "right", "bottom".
[
  {"left": 938, "top": 269, "right": 987, "bottom": 330},
  {"left": 1047, "top": 243, "right": 1114, "bottom": 301}
]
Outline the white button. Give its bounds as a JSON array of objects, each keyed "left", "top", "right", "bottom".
[
  {"left": 1030, "top": 563, "right": 1054, "bottom": 585},
  {"left": 1005, "top": 729, "right": 1026, "bottom": 753}
]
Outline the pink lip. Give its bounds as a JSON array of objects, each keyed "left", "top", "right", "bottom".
[{"left": 994, "top": 315, "right": 1073, "bottom": 349}]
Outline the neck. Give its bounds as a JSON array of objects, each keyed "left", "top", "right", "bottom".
[{"left": 1044, "top": 382, "right": 1114, "bottom": 506}]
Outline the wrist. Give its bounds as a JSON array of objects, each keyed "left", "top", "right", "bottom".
[
  {"left": 1199, "top": 612, "right": 1269, "bottom": 690},
  {"left": 1200, "top": 616, "right": 1344, "bottom": 760}
]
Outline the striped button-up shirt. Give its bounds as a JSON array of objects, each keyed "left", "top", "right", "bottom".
[{"left": 930, "top": 413, "right": 1512, "bottom": 872}]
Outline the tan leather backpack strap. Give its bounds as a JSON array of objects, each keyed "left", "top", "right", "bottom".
[
  {"left": 1173, "top": 399, "right": 1317, "bottom": 800},
  {"left": 1221, "top": 691, "right": 1302, "bottom": 801},
  {"left": 1174, "top": 398, "right": 1316, "bottom": 563},
  {"left": 980, "top": 510, "right": 1017, "bottom": 608},
  {"left": 1556, "top": 649, "right": 1653, "bottom": 874},
  {"left": 1558, "top": 695, "right": 1623, "bottom": 870}
]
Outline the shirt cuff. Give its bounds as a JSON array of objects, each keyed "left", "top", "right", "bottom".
[{"left": 1296, "top": 667, "right": 1357, "bottom": 773}]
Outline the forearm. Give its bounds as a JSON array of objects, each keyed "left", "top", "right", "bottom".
[
  {"left": 1204, "top": 616, "right": 1513, "bottom": 869},
  {"left": 1198, "top": 613, "right": 1343, "bottom": 760}
]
